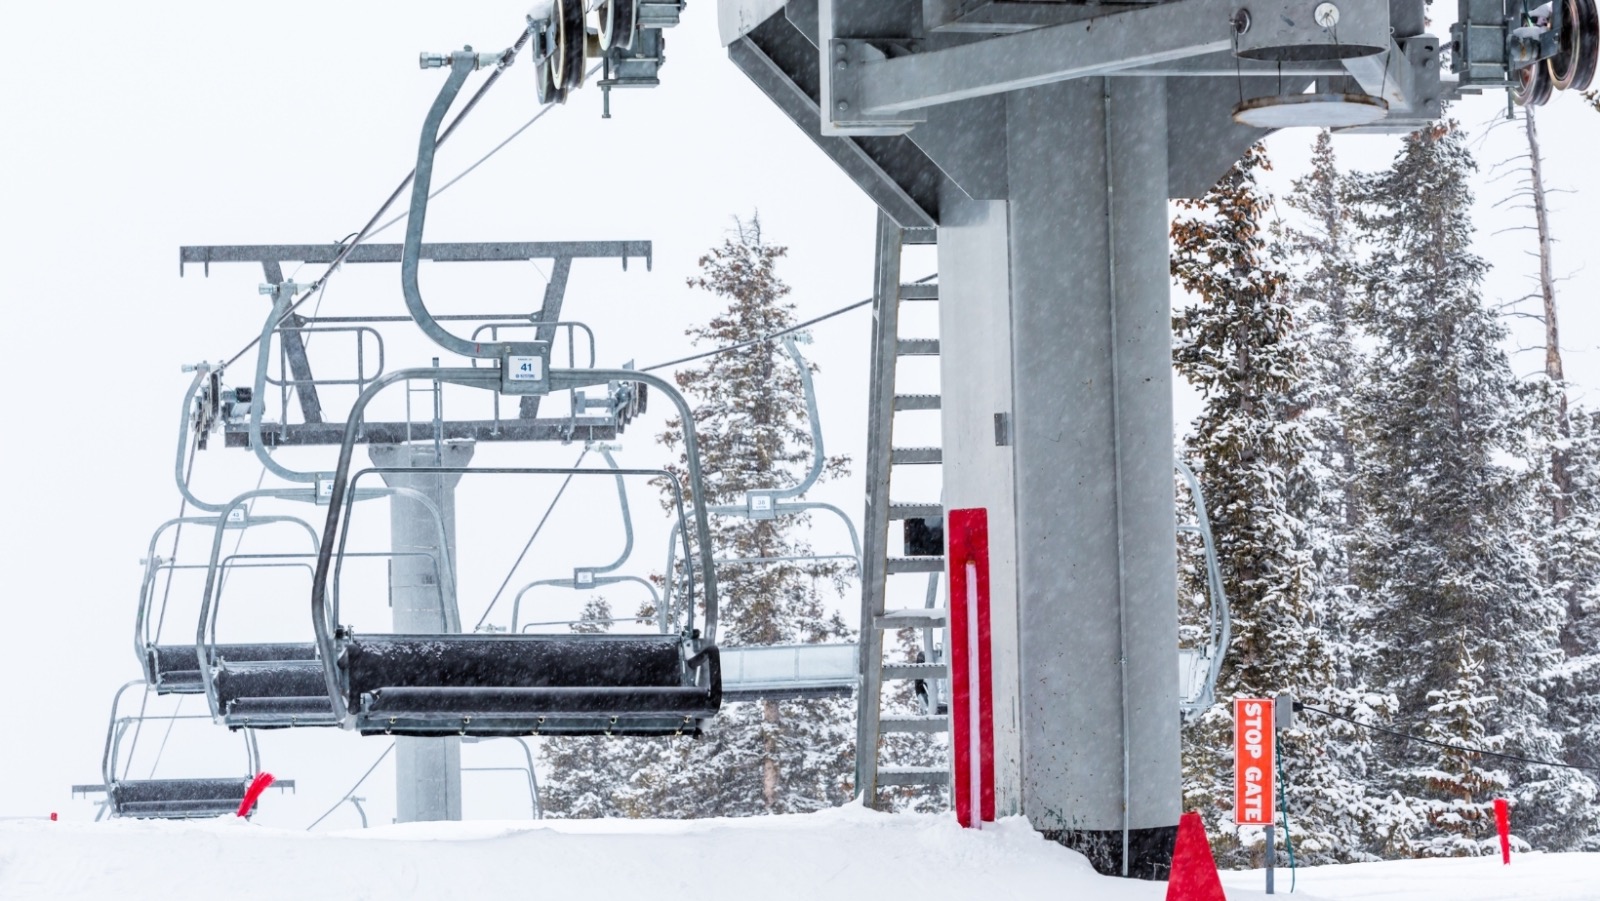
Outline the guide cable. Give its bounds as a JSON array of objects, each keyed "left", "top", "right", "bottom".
[{"left": 1297, "top": 703, "right": 1600, "bottom": 772}]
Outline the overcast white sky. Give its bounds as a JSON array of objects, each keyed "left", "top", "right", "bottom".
[{"left": 2, "top": 2, "right": 1598, "bottom": 827}]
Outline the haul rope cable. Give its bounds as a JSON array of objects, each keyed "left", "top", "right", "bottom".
[
  {"left": 639, "top": 274, "right": 936, "bottom": 373},
  {"left": 220, "top": 25, "right": 536, "bottom": 373},
  {"left": 362, "top": 65, "right": 602, "bottom": 241},
  {"left": 306, "top": 743, "right": 395, "bottom": 831},
  {"left": 473, "top": 447, "right": 590, "bottom": 631},
  {"left": 1297, "top": 703, "right": 1600, "bottom": 771}
]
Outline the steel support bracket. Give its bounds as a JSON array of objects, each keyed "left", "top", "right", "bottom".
[
  {"left": 1342, "top": 35, "right": 1443, "bottom": 119},
  {"left": 836, "top": 0, "right": 1236, "bottom": 122},
  {"left": 1449, "top": 0, "right": 1516, "bottom": 88},
  {"left": 638, "top": 1, "right": 687, "bottom": 29},
  {"left": 828, "top": 39, "right": 929, "bottom": 134}
]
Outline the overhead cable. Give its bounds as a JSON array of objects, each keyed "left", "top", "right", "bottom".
[
  {"left": 222, "top": 28, "right": 535, "bottom": 372},
  {"left": 306, "top": 742, "right": 396, "bottom": 831},
  {"left": 1297, "top": 703, "right": 1600, "bottom": 773},
  {"left": 473, "top": 447, "right": 590, "bottom": 631},
  {"left": 640, "top": 274, "right": 936, "bottom": 373},
  {"left": 366, "top": 62, "right": 602, "bottom": 242}
]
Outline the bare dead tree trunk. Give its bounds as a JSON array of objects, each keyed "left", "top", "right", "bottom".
[{"left": 1525, "top": 105, "right": 1570, "bottom": 521}]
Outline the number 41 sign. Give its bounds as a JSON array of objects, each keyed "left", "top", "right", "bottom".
[{"left": 1234, "top": 698, "right": 1276, "bottom": 827}]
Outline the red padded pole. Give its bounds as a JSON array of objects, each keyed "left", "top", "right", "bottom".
[
  {"left": 1494, "top": 798, "right": 1511, "bottom": 864},
  {"left": 237, "top": 772, "right": 276, "bottom": 818}
]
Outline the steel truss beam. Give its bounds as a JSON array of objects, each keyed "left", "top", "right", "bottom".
[
  {"left": 182, "top": 240, "right": 649, "bottom": 441},
  {"left": 821, "top": 0, "right": 1440, "bottom": 135},
  {"left": 179, "top": 241, "right": 652, "bottom": 276},
  {"left": 223, "top": 418, "right": 620, "bottom": 448}
]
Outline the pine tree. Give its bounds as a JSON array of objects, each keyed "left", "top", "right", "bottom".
[
  {"left": 1341, "top": 122, "right": 1586, "bottom": 854},
  {"left": 1511, "top": 105, "right": 1600, "bottom": 846},
  {"left": 538, "top": 598, "right": 647, "bottom": 818},
  {"left": 632, "top": 215, "right": 858, "bottom": 817},
  {"left": 1171, "top": 144, "right": 1375, "bottom": 865},
  {"left": 1539, "top": 407, "right": 1600, "bottom": 847},
  {"left": 1411, "top": 642, "right": 1510, "bottom": 857},
  {"left": 1280, "top": 131, "right": 1368, "bottom": 689}
]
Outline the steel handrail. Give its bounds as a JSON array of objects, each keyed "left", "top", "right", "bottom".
[{"left": 509, "top": 575, "right": 662, "bottom": 633}]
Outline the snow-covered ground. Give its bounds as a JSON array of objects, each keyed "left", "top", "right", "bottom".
[
  {"left": 1221, "top": 852, "right": 1599, "bottom": 900},
  {"left": 2, "top": 805, "right": 1590, "bottom": 901},
  {"left": 0, "top": 806, "right": 1243, "bottom": 901}
]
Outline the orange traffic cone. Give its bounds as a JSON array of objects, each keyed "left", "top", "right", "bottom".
[{"left": 1166, "top": 812, "right": 1226, "bottom": 901}]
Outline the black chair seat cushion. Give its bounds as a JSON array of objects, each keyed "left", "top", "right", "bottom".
[
  {"left": 343, "top": 635, "right": 688, "bottom": 696},
  {"left": 150, "top": 643, "right": 318, "bottom": 693},
  {"left": 112, "top": 774, "right": 248, "bottom": 809},
  {"left": 364, "top": 685, "right": 718, "bottom": 716},
  {"left": 215, "top": 660, "right": 327, "bottom": 701}
]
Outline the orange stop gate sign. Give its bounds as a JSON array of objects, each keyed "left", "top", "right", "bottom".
[{"left": 1234, "top": 698, "right": 1275, "bottom": 827}]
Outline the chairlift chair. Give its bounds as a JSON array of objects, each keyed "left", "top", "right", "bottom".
[
  {"left": 74, "top": 681, "right": 293, "bottom": 819},
  {"left": 1175, "top": 459, "right": 1231, "bottom": 718},
  {"left": 654, "top": 336, "right": 862, "bottom": 702},
  {"left": 301, "top": 57, "right": 722, "bottom": 738},
  {"left": 311, "top": 368, "right": 722, "bottom": 737},
  {"left": 136, "top": 513, "right": 322, "bottom": 696},
  {"left": 167, "top": 359, "right": 468, "bottom": 728},
  {"left": 195, "top": 489, "right": 459, "bottom": 730}
]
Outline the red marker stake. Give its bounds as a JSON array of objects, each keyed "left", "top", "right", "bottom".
[{"left": 1494, "top": 798, "right": 1511, "bottom": 864}]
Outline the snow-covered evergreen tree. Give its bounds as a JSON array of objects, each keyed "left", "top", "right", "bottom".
[
  {"left": 1171, "top": 144, "right": 1376, "bottom": 865},
  {"left": 1341, "top": 122, "right": 1585, "bottom": 854},
  {"left": 632, "top": 215, "right": 858, "bottom": 817},
  {"left": 539, "top": 598, "right": 647, "bottom": 818},
  {"left": 1539, "top": 407, "right": 1600, "bottom": 847},
  {"left": 1507, "top": 105, "right": 1600, "bottom": 846},
  {"left": 1280, "top": 131, "right": 1369, "bottom": 688},
  {"left": 1411, "top": 642, "right": 1510, "bottom": 857}
]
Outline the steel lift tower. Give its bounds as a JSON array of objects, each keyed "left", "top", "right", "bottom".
[{"left": 706, "top": 0, "right": 1592, "bottom": 879}]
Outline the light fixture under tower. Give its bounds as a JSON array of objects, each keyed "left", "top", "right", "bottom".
[{"left": 1231, "top": 92, "right": 1389, "bottom": 127}]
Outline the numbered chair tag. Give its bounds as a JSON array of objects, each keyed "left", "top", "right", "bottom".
[{"left": 508, "top": 356, "right": 544, "bottom": 381}]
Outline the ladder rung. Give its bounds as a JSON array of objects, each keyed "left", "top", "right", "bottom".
[
  {"left": 897, "top": 339, "right": 941, "bottom": 356},
  {"left": 892, "top": 447, "right": 942, "bottom": 465},
  {"left": 886, "top": 556, "right": 945, "bottom": 574},
  {"left": 880, "top": 715, "right": 949, "bottom": 734},
  {"left": 899, "top": 282, "right": 939, "bottom": 300},
  {"left": 887, "top": 503, "right": 942, "bottom": 520},
  {"left": 894, "top": 394, "right": 941, "bottom": 411},
  {"left": 883, "top": 662, "right": 949, "bottom": 680},
  {"left": 876, "top": 608, "right": 948, "bottom": 629},
  {"left": 877, "top": 766, "right": 948, "bottom": 786}
]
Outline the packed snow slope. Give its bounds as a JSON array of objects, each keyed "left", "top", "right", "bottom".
[
  {"left": 3, "top": 806, "right": 1278, "bottom": 901},
  {"left": 1220, "top": 852, "right": 1598, "bottom": 900},
  {"left": 0, "top": 804, "right": 1590, "bottom": 900}
]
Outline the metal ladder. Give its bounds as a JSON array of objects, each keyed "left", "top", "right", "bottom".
[{"left": 856, "top": 213, "right": 950, "bottom": 806}]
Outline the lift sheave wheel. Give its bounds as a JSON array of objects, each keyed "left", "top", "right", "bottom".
[
  {"left": 1576, "top": 0, "right": 1600, "bottom": 90},
  {"left": 1549, "top": 0, "right": 1584, "bottom": 90},
  {"left": 596, "top": 0, "right": 638, "bottom": 52},
  {"left": 554, "top": 0, "right": 587, "bottom": 92},
  {"left": 1514, "top": 57, "right": 1555, "bottom": 105},
  {"left": 536, "top": 52, "right": 566, "bottom": 105}
]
